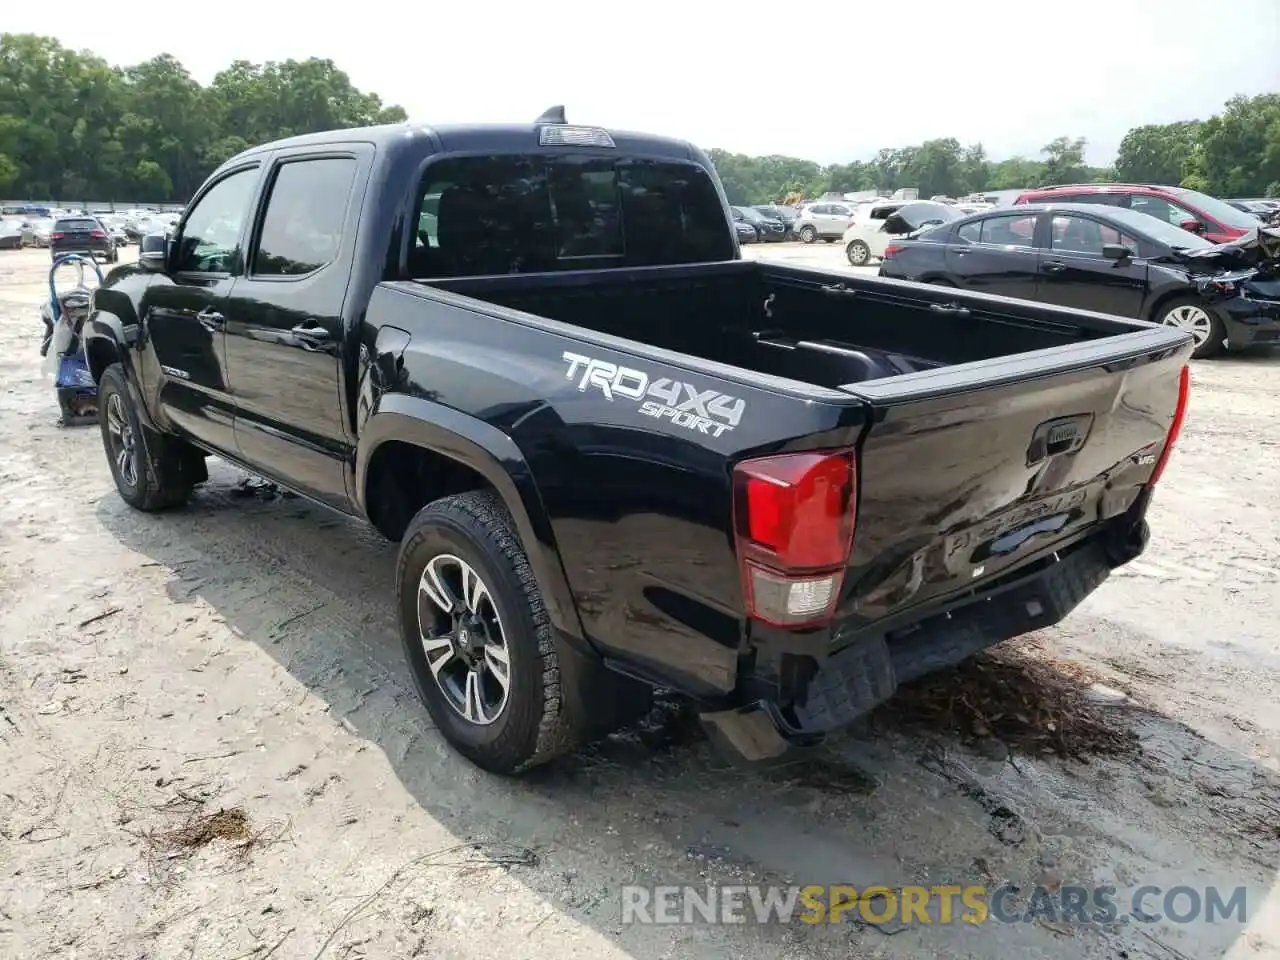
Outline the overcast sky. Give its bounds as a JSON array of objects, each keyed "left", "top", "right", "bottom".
[{"left": 9, "top": 0, "right": 1279, "bottom": 166}]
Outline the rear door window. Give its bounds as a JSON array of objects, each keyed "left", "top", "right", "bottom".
[
  {"left": 977, "top": 213, "right": 1038, "bottom": 247},
  {"left": 252, "top": 157, "right": 357, "bottom": 277},
  {"left": 409, "top": 154, "right": 734, "bottom": 277}
]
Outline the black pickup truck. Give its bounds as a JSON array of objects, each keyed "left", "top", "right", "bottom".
[{"left": 83, "top": 109, "right": 1193, "bottom": 774}]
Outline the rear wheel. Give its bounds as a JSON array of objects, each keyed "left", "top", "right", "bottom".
[
  {"left": 846, "top": 240, "right": 871, "bottom": 266},
  {"left": 798, "top": 225, "right": 817, "bottom": 244},
  {"left": 1156, "top": 297, "right": 1224, "bottom": 359},
  {"left": 396, "top": 491, "right": 649, "bottom": 775}
]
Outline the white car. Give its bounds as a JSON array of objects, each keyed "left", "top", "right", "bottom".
[
  {"left": 792, "top": 201, "right": 858, "bottom": 244},
  {"left": 841, "top": 200, "right": 959, "bottom": 266}
]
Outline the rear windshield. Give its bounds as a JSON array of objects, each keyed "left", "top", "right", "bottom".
[
  {"left": 55, "top": 218, "right": 99, "bottom": 231},
  {"left": 408, "top": 154, "right": 734, "bottom": 277}
]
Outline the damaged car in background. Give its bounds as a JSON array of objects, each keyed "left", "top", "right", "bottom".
[{"left": 878, "top": 206, "right": 1280, "bottom": 359}]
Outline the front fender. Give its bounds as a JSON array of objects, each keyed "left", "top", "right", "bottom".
[
  {"left": 356, "top": 395, "right": 590, "bottom": 651},
  {"left": 83, "top": 310, "right": 162, "bottom": 434}
]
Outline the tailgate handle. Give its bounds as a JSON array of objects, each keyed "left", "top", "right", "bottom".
[
  {"left": 929, "top": 302, "right": 971, "bottom": 317},
  {"left": 820, "top": 283, "right": 857, "bottom": 296},
  {"left": 1027, "top": 414, "right": 1094, "bottom": 466}
]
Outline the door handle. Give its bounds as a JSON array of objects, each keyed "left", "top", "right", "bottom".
[
  {"left": 196, "top": 308, "right": 225, "bottom": 331},
  {"left": 291, "top": 321, "right": 334, "bottom": 352},
  {"left": 291, "top": 322, "right": 331, "bottom": 339},
  {"left": 1041, "top": 261, "right": 1067, "bottom": 274}
]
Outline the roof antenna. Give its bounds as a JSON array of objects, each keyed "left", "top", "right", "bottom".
[{"left": 536, "top": 105, "right": 566, "bottom": 124}]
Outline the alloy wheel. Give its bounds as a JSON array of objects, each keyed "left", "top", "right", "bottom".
[
  {"left": 105, "top": 393, "right": 138, "bottom": 487},
  {"left": 416, "top": 553, "right": 511, "bottom": 725}
]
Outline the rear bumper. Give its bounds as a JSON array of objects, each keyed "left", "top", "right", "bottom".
[
  {"left": 51, "top": 247, "right": 112, "bottom": 260},
  {"left": 700, "top": 495, "right": 1150, "bottom": 762}
]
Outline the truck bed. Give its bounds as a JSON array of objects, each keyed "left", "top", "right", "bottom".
[
  {"left": 429, "top": 259, "right": 1142, "bottom": 392},
  {"left": 392, "top": 258, "right": 1190, "bottom": 707}
]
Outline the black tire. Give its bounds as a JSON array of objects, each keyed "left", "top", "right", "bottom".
[
  {"left": 823, "top": 237, "right": 836, "bottom": 243},
  {"left": 798, "top": 225, "right": 817, "bottom": 244},
  {"left": 396, "top": 490, "right": 648, "bottom": 775},
  {"left": 846, "top": 239, "right": 871, "bottom": 266},
  {"left": 98, "top": 363, "right": 204, "bottom": 510},
  {"left": 1154, "top": 296, "right": 1225, "bottom": 360}
]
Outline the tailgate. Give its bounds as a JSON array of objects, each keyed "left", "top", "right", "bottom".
[{"left": 842, "top": 330, "right": 1191, "bottom": 626}]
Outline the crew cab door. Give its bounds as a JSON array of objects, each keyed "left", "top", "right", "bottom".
[
  {"left": 140, "top": 163, "right": 262, "bottom": 454},
  {"left": 945, "top": 211, "right": 1042, "bottom": 299},
  {"left": 222, "top": 147, "right": 371, "bottom": 510},
  {"left": 1037, "top": 213, "right": 1147, "bottom": 318}
]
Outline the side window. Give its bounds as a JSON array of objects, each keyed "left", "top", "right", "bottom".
[
  {"left": 957, "top": 220, "right": 982, "bottom": 243},
  {"left": 978, "top": 214, "right": 1037, "bottom": 247},
  {"left": 253, "top": 157, "right": 357, "bottom": 277},
  {"left": 175, "top": 168, "right": 259, "bottom": 274},
  {"left": 1128, "top": 194, "right": 1188, "bottom": 226},
  {"left": 1050, "top": 215, "right": 1108, "bottom": 255},
  {"left": 1097, "top": 222, "right": 1138, "bottom": 248}
]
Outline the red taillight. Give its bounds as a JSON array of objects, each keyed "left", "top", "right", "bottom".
[
  {"left": 89, "top": 229, "right": 106, "bottom": 238},
  {"left": 732, "top": 451, "right": 857, "bottom": 628},
  {"left": 1148, "top": 365, "right": 1191, "bottom": 487},
  {"left": 51, "top": 232, "right": 65, "bottom": 240},
  {"left": 883, "top": 243, "right": 905, "bottom": 259}
]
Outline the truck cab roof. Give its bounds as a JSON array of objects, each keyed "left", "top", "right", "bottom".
[{"left": 222, "top": 119, "right": 702, "bottom": 171}]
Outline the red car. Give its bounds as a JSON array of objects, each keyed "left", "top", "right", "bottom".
[{"left": 1014, "top": 184, "right": 1259, "bottom": 245}]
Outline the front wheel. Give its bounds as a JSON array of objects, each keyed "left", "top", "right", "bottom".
[
  {"left": 846, "top": 239, "right": 871, "bottom": 266},
  {"left": 1156, "top": 297, "right": 1225, "bottom": 360},
  {"left": 98, "top": 364, "right": 203, "bottom": 510},
  {"left": 798, "top": 225, "right": 817, "bottom": 244},
  {"left": 396, "top": 491, "right": 644, "bottom": 774}
]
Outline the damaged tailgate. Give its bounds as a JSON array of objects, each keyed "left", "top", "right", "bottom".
[{"left": 839, "top": 324, "right": 1193, "bottom": 632}]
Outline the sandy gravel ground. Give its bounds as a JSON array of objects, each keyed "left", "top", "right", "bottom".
[{"left": 0, "top": 243, "right": 1277, "bottom": 960}]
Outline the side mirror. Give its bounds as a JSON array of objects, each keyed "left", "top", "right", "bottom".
[
  {"left": 1179, "top": 218, "right": 1204, "bottom": 234},
  {"left": 137, "top": 234, "right": 173, "bottom": 271},
  {"left": 1101, "top": 243, "right": 1133, "bottom": 261}
]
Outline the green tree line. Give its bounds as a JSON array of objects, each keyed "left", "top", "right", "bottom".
[
  {"left": 713, "top": 93, "right": 1278, "bottom": 205},
  {"left": 1, "top": 33, "right": 1276, "bottom": 205},
  {"left": 0, "top": 33, "right": 407, "bottom": 200}
]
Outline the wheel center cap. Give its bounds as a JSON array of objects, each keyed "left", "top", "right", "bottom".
[{"left": 457, "top": 628, "right": 471, "bottom": 649}]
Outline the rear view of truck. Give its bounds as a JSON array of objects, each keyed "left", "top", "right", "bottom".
[
  {"left": 712, "top": 342, "right": 1191, "bottom": 756},
  {"left": 89, "top": 105, "right": 1196, "bottom": 777}
]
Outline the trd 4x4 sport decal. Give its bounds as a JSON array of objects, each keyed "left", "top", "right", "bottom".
[{"left": 561, "top": 351, "right": 745, "bottom": 438}]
